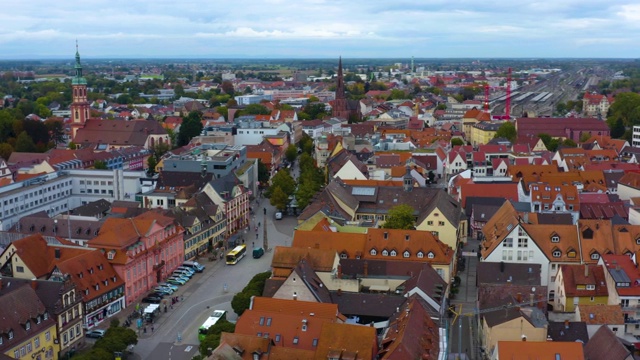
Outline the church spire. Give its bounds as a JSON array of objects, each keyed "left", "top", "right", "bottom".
[
  {"left": 73, "top": 41, "right": 87, "bottom": 85},
  {"left": 335, "top": 56, "right": 345, "bottom": 99}
]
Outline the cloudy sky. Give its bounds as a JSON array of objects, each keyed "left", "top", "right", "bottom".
[{"left": 1, "top": 0, "right": 639, "bottom": 59}]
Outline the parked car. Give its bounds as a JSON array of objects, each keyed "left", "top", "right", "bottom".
[
  {"left": 148, "top": 291, "right": 166, "bottom": 298},
  {"left": 183, "top": 261, "right": 205, "bottom": 273},
  {"left": 253, "top": 247, "right": 265, "bottom": 259},
  {"left": 173, "top": 270, "right": 193, "bottom": 278},
  {"left": 275, "top": 211, "right": 283, "bottom": 220},
  {"left": 155, "top": 286, "right": 174, "bottom": 294},
  {"left": 175, "top": 267, "right": 195, "bottom": 276},
  {"left": 85, "top": 329, "right": 106, "bottom": 339},
  {"left": 158, "top": 282, "right": 179, "bottom": 291},
  {"left": 141, "top": 295, "right": 163, "bottom": 304},
  {"left": 166, "top": 278, "right": 185, "bottom": 286},
  {"left": 167, "top": 277, "right": 187, "bottom": 285}
]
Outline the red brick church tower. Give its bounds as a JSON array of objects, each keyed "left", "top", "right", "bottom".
[
  {"left": 332, "top": 57, "right": 361, "bottom": 121},
  {"left": 70, "top": 42, "right": 90, "bottom": 140}
]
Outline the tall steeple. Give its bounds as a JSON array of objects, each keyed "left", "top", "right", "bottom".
[
  {"left": 336, "top": 56, "right": 345, "bottom": 99},
  {"left": 72, "top": 40, "right": 87, "bottom": 86},
  {"left": 70, "top": 41, "right": 90, "bottom": 140},
  {"left": 332, "top": 56, "right": 349, "bottom": 119}
]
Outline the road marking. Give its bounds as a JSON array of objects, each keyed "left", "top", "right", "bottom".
[{"left": 185, "top": 346, "right": 193, "bottom": 352}]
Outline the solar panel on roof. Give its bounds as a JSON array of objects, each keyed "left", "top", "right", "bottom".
[{"left": 351, "top": 187, "right": 376, "bottom": 196}]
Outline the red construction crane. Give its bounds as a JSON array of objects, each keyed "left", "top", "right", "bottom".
[{"left": 505, "top": 67, "right": 512, "bottom": 119}]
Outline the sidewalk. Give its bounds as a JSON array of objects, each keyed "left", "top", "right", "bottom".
[{"left": 99, "top": 255, "right": 226, "bottom": 340}]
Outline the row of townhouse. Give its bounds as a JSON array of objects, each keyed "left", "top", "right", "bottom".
[{"left": 481, "top": 200, "right": 640, "bottom": 304}]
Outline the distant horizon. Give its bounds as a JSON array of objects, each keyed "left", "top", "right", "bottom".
[
  {"left": 2, "top": 1, "right": 639, "bottom": 59},
  {"left": 0, "top": 56, "right": 637, "bottom": 62}
]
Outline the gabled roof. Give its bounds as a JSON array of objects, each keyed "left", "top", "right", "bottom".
[
  {"left": 584, "top": 325, "right": 632, "bottom": 360},
  {"left": 523, "top": 224, "right": 581, "bottom": 263},
  {"left": 379, "top": 296, "right": 439, "bottom": 360},
  {"left": 496, "top": 341, "right": 584, "bottom": 360},
  {"left": 6, "top": 234, "right": 90, "bottom": 278},
  {"left": 74, "top": 119, "right": 167, "bottom": 146},
  {"left": 559, "top": 264, "right": 608, "bottom": 297},
  {"left": 55, "top": 250, "right": 125, "bottom": 301},
  {"left": 601, "top": 254, "right": 640, "bottom": 296},
  {"left": 547, "top": 321, "right": 589, "bottom": 343},
  {"left": 476, "top": 263, "right": 541, "bottom": 285},
  {"left": 313, "top": 322, "right": 377, "bottom": 360},
  {"left": 0, "top": 283, "right": 53, "bottom": 350},
  {"left": 578, "top": 304, "right": 624, "bottom": 325},
  {"left": 459, "top": 182, "right": 518, "bottom": 208},
  {"left": 481, "top": 201, "right": 521, "bottom": 257},
  {"left": 271, "top": 246, "right": 336, "bottom": 275},
  {"left": 235, "top": 298, "right": 337, "bottom": 351},
  {"left": 619, "top": 172, "right": 640, "bottom": 189},
  {"left": 212, "top": 332, "right": 270, "bottom": 360}
]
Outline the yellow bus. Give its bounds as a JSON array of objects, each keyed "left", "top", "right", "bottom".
[{"left": 226, "top": 245, "right": 247, "bottom": 265}]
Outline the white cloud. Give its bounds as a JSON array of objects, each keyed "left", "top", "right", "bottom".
[{"left": 0, "top": 0, "right": 637, "bottom": 58}]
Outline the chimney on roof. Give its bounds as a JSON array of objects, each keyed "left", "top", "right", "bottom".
[
  {"left": 516, "top": 292, "right": 522, "bottom": 303},
  {"left": 529, "top": 293, "right": 534, "bottom": 307},
  {"left": 31, "top": 279, "right": 38, "bottom": 290},
  {"left": 521, "top": 335, "right": 527, "bottom": 342},
  {"left": 337, "top": 264, "right": 342, "bottom": 279},
  {"left": 585, "top": 265, "right": 589, "bottom": 278},
  {"left": 337, "top": 288, "right": 342, "bottom": 296},
  {"left": 54, "top": 248, "right": 61, "bottom": 259},
  {"left": 364, "top": 261, "right": 369, "bottom": 277},
  {"left": 293, "top": 292, "right": 297, "bottom": 301},
  {"left": 564, "top": 320, "right": 570, "bottom": 329}
]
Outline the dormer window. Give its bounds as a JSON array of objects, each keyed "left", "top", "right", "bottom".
[
  {"left": 403, "top": 251, "right": 410, "bottom": 258},
  {"left": 370, "top": 249, "right": 377, "bottom": 256},
  {"left": 405, "top": 234, "right": 410, "bottom": 241},
  {"left": 582, "top": 228, "right": 593, "bottom": 239},
  {"left": 36, "top": 316, "right": 41, "bottom": 324},
  {"left": 95, "top": 284, "right": 99, "bottom": 290},
  {"left": 553, "top": 250, "right": 561, "bottom": 258},
  {"left": 586, "top": 285, "right": 596, "bottom": 290},
  {"left": 427, "top": 252, "right": 435, "bottom": 259},
  {"left": 8, "top": 330, "right": 13, "bottom": 339},
  {"left": 382, "top": 250, "right": 389, "bottom": 256},
  {"left": 636, "top": 238, "right": 640, "bottom": 245},
  {"left": 551, "top": 235, "right": 560, "bottom": 243},
  {"left": 340, "top": 252, "right": 347, "bottom": 259},
  {"left": 417, "top": 251, "right": 424, "bottom": 258},
  {"left": 383, "top": 232, "right": 388, "bottom": 240},
  {"left": 591, "top": 252, "right": 600, "bottom": 260},
  {"left": 390, "top": 250, "right": 397, "bottom": 257},
  {"left": 85, "top": 289, "right": 89, "bottom": 295},
  {"left": 25, "top": 321, "right": 30, "bottom": 331}
]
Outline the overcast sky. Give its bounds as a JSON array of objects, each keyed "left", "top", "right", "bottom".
[{"left": 1, "top": 0, "right": 639, "bottom": 59}]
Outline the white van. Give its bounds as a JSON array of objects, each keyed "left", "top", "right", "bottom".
[{"left": 183, "top": 261, "right": 205, "bottom": 273}]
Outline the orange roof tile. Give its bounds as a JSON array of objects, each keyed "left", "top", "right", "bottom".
[
  {"left": 522, "top": 224, "right": 581, "bottom": 263},
  {"left": 578, "top": 219, "right": 615, "bottom": 263},
  {"left": 56, "top": 250, "right": 125, "bottom": 302},
  {"left": 497, "top": 341, "right": 584, "bottom": 359},
  {"left": 578, "top": 304, "right": 624, "bottom": 325},
  {"left": 313, "top": 322, "right": 377, "bottom": 360},
  {"left": 271, "top": 246, "right": 336, "bottom": 273},
  {"left": 559, "top": 264, "right": 608, "bottom": 297}
]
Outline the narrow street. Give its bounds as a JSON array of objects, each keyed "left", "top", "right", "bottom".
[{"left": 449, "top": 238, "right": 480, "bottom": 360}]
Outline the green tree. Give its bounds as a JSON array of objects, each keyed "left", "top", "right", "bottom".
[
  {"left": 579, "top": 132, "right": 592, "bottom": 142},
  {"left": 562, "top": 139, "right": 577, "bottom": 147},
  {"left": 257, "top": 160, "right": 270, "bottom": 185},
  {"left": 94, "top": 160, "right": 108, "bottom": 169},
  {"left": 177, "top": 111, "right": 203, "bottom": 146},
  {"left": 241, "top": 104, "right": 270, "bottom": 115},
  {"left": 174, "top": 84, "right": 185, "bottom": 98},
  {"left": 382, "top": 204, "right": 416, "bottom": 230},
  {"left": 269, "top": 186, "right": 289, "bottom": 211},
  {"left": 147, "top": 155, "right": 158, "bottom": 176},
  {"left": 15, "top": 131, "right": 36, "bottom": 152},
  {"left": 451, "top": 138, "right": 464, "bottom": 146},
  {"left": 266, "top": 169, "right": 296, "bottom": 198},
  {"left": 607, "top": 92, "right": 640, "bottom": 127},
  {"left": 494, "top": 121, "right": 517, "bottom": 142},
  {"left": 610, "top": 117, "right": 626, "bottom": 138},
  {"left": 44, "top": 118, "right": 65, "bottom": 145},
  {"left": 285, "top": 145, "right": 298, "bottom": 163},
  {"left": 538, "top": 133, "right": 560, "bottom": 152},
  {"left": 388, "top": 89, "right": 409, "bottom": 100},
  {"left": 0, "top": 143, "right": 13, "bottom": 160}
]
